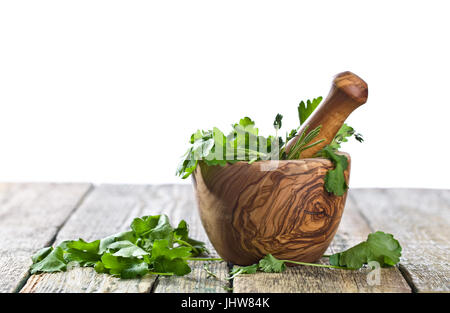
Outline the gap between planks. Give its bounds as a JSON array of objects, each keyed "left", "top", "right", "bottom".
[
  {"left": 0, "top": 183, "right": 92, "bottom": 293},
  {"left": 348, "top": 188, "right": 450, "bottom": 293},
  {"left": 231, "top": 192, "right": 412, "bottom": 293},
  {"left": 14, "top": 185, "right": 448, "bottom": 293},
  {"left": 20, "top": 184, "right": 230, "bottom": 293}
]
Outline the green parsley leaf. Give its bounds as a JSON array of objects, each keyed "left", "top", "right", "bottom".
[
  {"left": 176, "top": 117, "right": 275, "bottom": 179},
  {"left": 63, "top": 239, "right": 101, "bottom": 266},
  {"left": 174, "top": 220, "right": 209, "bottom": 256},
  {"left": 329, "top": 231, "right": 402, "bottom": 269},
  {"left": 321, "top": 145, "right": 349, "bottom": 196},
  {"left": 131, "top": 214, "right": 173, "bottom": 243},
  {"left": 229, "top": 264, "right": 258, "bottom": 279},
  {"left": 101, "top": 253, "right": 149, "bottom": 278},
  {"left": 150, "top": 239, "right": 192, "bottom": 261},
  {"left": 30, "top": 246, "right": 67, "bottom": 274},
  {"left": 98, "top": 231, "right": 136, "bottom": 254},
  {"left": 298, "top": 96, "right": 322, "bottom": 125},
  {"left": 152, "top": 256, "right": 191, "bottom": 276},
  {"left": 29, "top": 214, "right": 211, "bottom": 278},
  {"left": 108, "top": 240, "right": 149, "bottom": 258},
  {"left": 258, "top": 254, "right": 287, "bottom": 273},
  {"left": 229, "top": 232, "right": 402, "bottom": 278},
  {"left": 31, "top": 247, "right": 53, "bottom": 264}
]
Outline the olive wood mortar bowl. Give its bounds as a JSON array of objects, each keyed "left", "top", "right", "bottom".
[{"left": 192, "top": 154, "right": 350, "bottom": 266}]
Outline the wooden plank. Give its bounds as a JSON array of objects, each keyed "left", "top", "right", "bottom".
[
  {"left": 152, "top": 185, "right": 229, "bottom": 293},
  {"left": 0, "top": 183, "right": 91, "bottom": 293},
  {"left": 21, "top": 184, "right": 157, "bottom": 293},
  {"left": 232, "top": 192, "right": 411, "bottom": 293},
  {"left": 350, "top": 188, "right": 450, "bottom": 292},
  {"left": 21, "top": 184, "right": 229, "bottom": 293}
]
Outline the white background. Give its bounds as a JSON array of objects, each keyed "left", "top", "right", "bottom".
[{"left": 1, "top": 1, "right": 449, "bottom": 188}]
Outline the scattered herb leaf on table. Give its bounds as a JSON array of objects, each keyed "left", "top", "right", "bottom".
[
  {"left": 229, "top": 231, "right": 402, "bottom": 278},
  {"left": 30, "top": 215, "right": 214, "bottom": 278}
]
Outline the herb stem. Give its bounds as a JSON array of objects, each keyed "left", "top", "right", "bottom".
[
  {"left": 281, "top": 259, "right": 347, "bottom": 270},
  {"left": 175, "top": 239, "right": 193, "bottom": 249}
]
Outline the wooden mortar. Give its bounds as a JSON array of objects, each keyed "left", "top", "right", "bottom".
[
  {"left": 192, "top": 71, "right": 366, "bottom": 265},
  {"left": 192, "top": 155, "right": 350, "bottom": 265}
]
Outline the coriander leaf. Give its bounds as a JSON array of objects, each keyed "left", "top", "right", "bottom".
[
  {"left": 108, "top": 240, "right": 149, "bottom": 258},
  {"left": 101, "top": 253, "right": 149, "bottom": 278},
  {"left": 98, "top": 231, "right": 136, "bottom": 254},
  {"left": 131, "top": 215, "right": 173, "bottom": 243},
  {"left": 174, "top": 220, "right": 209, "bottom": 256},
  {"left": 176, "top": 148, "right": 198, "bottom": 179},
  {"left": 150, "top": 239, "right": 192, "bottom": 261},
  {"left": 152, "top": 256, "right": 191, "bottom": 276},
  {"left": 66, "top": 238, "right": 100, "bottom": 254},
  {"left": 236, "top": 117, "right": 256, "bottom": 128},
  {"left": 329, "top": 231, "right": 402, "bottom": 269},
  {"left": 298, "top": 96, "right": 322, "bottom": 125},
  {"left": 94, "top": 261, "right": 106, "bottom": 274},
  {"left": 185, "top": 238, "right": 209, "bottom": 256},
  {"left": 258, "top": 254, "right": 286, "bottom": 273},
  {"left": 329, "top": 123, "right": 364, "bottom": 151},
  {"left": 30, "top": 214, "right": 214, "bottom": 279},
  {"left": 30, "top": 246, "right": 67, "bottom": 274},
  {"left": 176, "top": 117, "right": 276, "bottom": 178},
  {"left": 174, "top": 220, "right": 189, "bottom": 240},
  {"left": 322, "top": 145, "right": 349, "bottom": 196},
  {"left": 328, "top": 123, "right": 354, "bottom": 151},
  {"left": 31, "top": 247, "right": 52, "bottom": 264},
  {"left": 229, "top": 264, "right": 258, "bottom": 278},
  {"left": 62, "top": 239, "right": 101, "bottom": 267},
  {"left": 190, "top": 130, "right": 204, "bottom": 144}
]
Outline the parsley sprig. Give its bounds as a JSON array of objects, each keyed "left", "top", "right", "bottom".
[
  {"left": 30, "top": 215, "right": 217, "bottom": 278},
  {"left": 176, "top": 96, "right": 363, "bottom": 197},
  {"left": 229, "top": 231, "right": 402, "bottom": 278}
]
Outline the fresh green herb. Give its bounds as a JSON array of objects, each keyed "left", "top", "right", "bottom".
[
  {"left": 298, "top": 97, "right": 323, "bottom": 125},
  {"left": 328, "top": 231, "right": 402, "bottom": 269},
  {"left": 203, "top": 263, "right": 219, "bottom": 279},
  {"left": 329, "top": 123, "right": 364, "bottom": 151},
  {"left": 321, "top": 145, "right": 349, "bottom": 196},
  {"left": 176, "top": 95, "right": 362, "bottom": 198},
  {"left": 285, "top": 125, "right": 324, "bottom": 160},
  {"left": 229, "top": 231, "right": 402, "bottom": 277},
  {"left": 176, "top": 117, "right": 279, "bottom": 178},
  {"left": 30, "top": 215, "right": 211, "bottom": 278},
  {"left": 30, "top": 246, "right": 67, "bottom": 274}
]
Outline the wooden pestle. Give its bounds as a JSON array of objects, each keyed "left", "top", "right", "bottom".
[{"left": 285, "top": 71, "right": 368, "bottom": 158}]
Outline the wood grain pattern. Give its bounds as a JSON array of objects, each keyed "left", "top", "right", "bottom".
[
  {"left": 193, "top": 156, "right": 351, "bottom": 266},
  {"left": 20, "top": 184, "right": 229, "bottom": 293},
  {"left": 232, "top": 193, "right": 411, "bottom": 293},
  {"left": 3, "top": 184, "right": 447, "bottom": 293},
  {"left": 285, "top": 71, "right": 368, "bottom": 158},
  {"left": 0, "top": 183, "right": 91, "bottom": 293},
  {"left": 350, "top": 188, "right": 450, "bottom": 292},
  {"left": 152, "top": 185, "right": 230, "bottom": 293},
  {"left": 21, "top": 185, "right": 158, "bottom": 293}
]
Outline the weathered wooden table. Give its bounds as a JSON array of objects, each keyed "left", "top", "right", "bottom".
[{"left": 0, "top": 183, "right": 448, "bottom": 293}]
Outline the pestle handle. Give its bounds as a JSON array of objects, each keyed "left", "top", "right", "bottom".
[{"left": 285, "top": 71, "right": 368, "bottom": 158}]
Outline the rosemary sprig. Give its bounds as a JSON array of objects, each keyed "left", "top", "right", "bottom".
[{"left": 286, "top": 125, "right": 324, "bottom": 160}]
